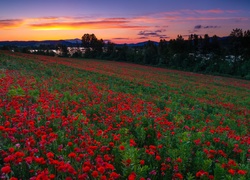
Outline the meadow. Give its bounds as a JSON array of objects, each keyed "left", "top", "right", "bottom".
[{"left": 0, "top": 50, "right": 249, "bottom": 180}]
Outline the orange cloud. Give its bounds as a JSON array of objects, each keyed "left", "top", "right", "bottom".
[
  {"left": 194, "top": 9, "right": 239, "bottom": 14},
  {"left": 0, "top": 19, "right": 24, "bottom": 29},
  {"left": 194, "top": 9, "right": 224, "bottom": 14},
  {"left": 29, "top": 20, "right": 146, "bottom": 30}
]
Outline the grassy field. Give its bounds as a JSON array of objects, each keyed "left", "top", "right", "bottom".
[{"left": 0, "top": 50, "right": 249, "bottom": 180}]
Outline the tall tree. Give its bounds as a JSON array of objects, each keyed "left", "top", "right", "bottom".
[
  {"left": 243, "top": 30, "right": 250, "bottom": 58},
  {"left": 143, "top": 41, "right": 158, "bottom": 64},
  {"left": 81, "top": 33, "right": 104, "bottom": 58},
  {"left": 229, "top": 28, "right": 243, "bottom": 73},
  {"left": 202, "top": 34, "right": 210, "bottom": 54},
  {"left": 158, "top": 39, "right": 169, "bottom": 65},
  {"left": 81, "top": 34, "right": 98, "bottom": 48},
  {"left": 210, "top": 35, "right": 221, "bottom": 55}
]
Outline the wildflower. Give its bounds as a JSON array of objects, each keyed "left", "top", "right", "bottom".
[
  {"left": 176, "top": 157, "right": 182, "bottom": 163},
  {"left": 174, "top": 173, "right": 183, "bottom": 179},
  {"left": 149, "top": 170, "right": 157, "bottom": 175},
  {"left": 83, "top": 166, "right": 90, "bottom": 172},
  {"left": 9, "top": 147, "right": 15, "bottom": 153},
  {"left": 156, "top": 155, "right": 161, "bottom": 161},
  {"left": 194, "top": 139, "right": 201, "bottom": 145},
  {"left": 104, "top": 154, "right": 111, "bottom": 161},
  {"left": 46, "top": 152, "right": 54, "bottom": 159},
  {"left": 1, "top": 166, "right": 11, "bottom": 174},
  {"left": 25, "top": 156, "right": 33, "bottom": 164},
  {"left": 228, "top": 169, "right": 235, "bottom": 175},
  {"left": 109, "top": 142, "right": 114, "bottom": 147},
  {"left": 100, "top": 175, "right": 107, "bottom": 180},
  {"left": 97, "top": 166, "right": 105, "bottom": 174},
  {"left": 125, "top": 159, "right": 132, "bottom": 166},
  {"left": 110, "top": 172, "right": 120, "bottom": 179},
  {"left": 10, "top": 177, "right": 18, "bottom": 180},
  {"left": 106, "top": 163, "right": 115, "bottom": 170},
  {"left": 119, "top": 145, "right": 125, "bottom": 151},
  {"left": 208, "top": 175, "right": 214, "bottom": 180},
  {"left": 68, "top": 152, "right": 76, "bottom": 158},
  {"left": 128, "top": 172, "right": 136, "bottom": 180},
  {"left": 237, "top": 170, "right": 247, "bottom": 175},
  {"left": 129, "top": 139, "right": 136, "bottom": 146},
  {"left": 213, "top": 138, "right": 220, "bottom": 143},
  {"left": 92, "top": 171, "right": 99, "bottom": 178},
  {"left": 140, "top": 160, "right": 145, "bottom": 165},
  {"left": 196, "top": 170, "right": 208, "bottom": 178},
  {"left": 49, "top": 174, "right": 55, "bottom": 179}
]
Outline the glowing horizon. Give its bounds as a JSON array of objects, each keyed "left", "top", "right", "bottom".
[{"left": 1, "top": 0, "right": 250, "bottom": 43}]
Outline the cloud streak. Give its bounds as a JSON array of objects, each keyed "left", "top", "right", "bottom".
[
  {"left": 194, "top": 25, "right": 220, "bottom": 29},
  {"left": 0, "top": 7, "right": 249, "bottom": 43},
  {"left": 29, "top": 20, "right": 146, "bottom": 30},
  {"left": 112, "top": 37, "right": 130, "bottom": 40},
  {"left": 0, "top": 19, "right": 23, "bottom": 29},
  {"left": 138, "top": 29, "right": 169, "bottom": 39}
]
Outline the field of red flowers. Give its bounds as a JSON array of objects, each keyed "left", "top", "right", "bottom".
[{"left": 0, "top": 50, "right": 249, "bottom": 180}]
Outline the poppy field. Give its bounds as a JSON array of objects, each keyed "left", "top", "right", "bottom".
[{"left": 0, "top": 50, "right": 249, "bottom": 180}]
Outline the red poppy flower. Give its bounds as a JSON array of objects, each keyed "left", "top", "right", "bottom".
[
  {"left": 110, "top": 172, "right": 120, "bottom": 179},
  {"left": 128, "top": 172, "right": 136, "bottom": 180},
  {"left": 119, "top": 145, "right": 125, "bottom": 151},
  {"left": 176, "top": 157, "right": 182, "bottom": 163},
  {"left": 156, "top": 155, "right": 161, "bottom": 161},
  {"left": 140, "top": 160, "right": 145, "bottom": 165},
  {"left": 237, "top": 170, "right": 247, "bottom": 175},
  {"left": 68, "top": 152, "right": 76, "bottom": 158},
  {"left": 83, "top": 166, "right": 90, "bottom": 173},
  {"left": 97, "top": 166, "right": 105, "bottom": 174},
  {"left": 92, "top": 170, "right": 99, "bottom": 178},
  {"left": 228, "top": 169, "right": 235, "bottom": 175},
  {"left": 10, "top": 177, "right": 18, "bottom": 180},
  {"left": 1, "top": 166, "right": 11, "bottom": 174}
]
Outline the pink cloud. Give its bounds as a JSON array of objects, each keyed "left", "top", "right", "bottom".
[
  {"left": 29, "top": 20, "right": 146, "bottom": 30},
  {"left": 0, "top": 19, "right": 24, "bottom": 29}
]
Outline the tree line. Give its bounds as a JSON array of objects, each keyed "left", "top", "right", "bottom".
[
  {"left": 1, "top": 29, "right": 250, "bottom": 79},
  {"left": 80, "top": 29, "right": 250, "bottom": 79}
]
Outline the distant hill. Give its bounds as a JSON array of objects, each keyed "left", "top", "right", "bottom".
[
  {"left": 0, "top": 37, "right": 230, "bottom": 48},
  {"left": 0, "top": 38, "right": 82, "bottom": 47},
  {"left": 0, "top": 39, "right": 159, "bottom": 48},
  {"left": 115, "top": 41, "right": 159, "bottom": 47}
]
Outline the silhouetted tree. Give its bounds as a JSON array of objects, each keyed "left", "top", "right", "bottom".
[
  {"left": 81, "top": 34, "right": 104, "bottom": 58},
  {"left": 201, "top": 34, "right": 211, "bottom": 54},
  {"left": 210, "top": 35, "right": 221, "bottom": 55},
  {"left": 229, "top": 29, "right": 244, "bottom": 74},
  {"left": 243, "top": 30, "right": 250, "bottom": 58},
  {"left": 82, "top": 34, "right": 98, "bottom": 48},
  {"left": 143, "top": 41, "right": 158, "bottom": 65},
  {"left": 158, "top": 39, "right": 169, "bottom": 65}
]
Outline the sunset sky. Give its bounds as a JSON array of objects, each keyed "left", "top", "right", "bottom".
[{"left": 1, "top": 0, "right": 250, "bottom": 43}]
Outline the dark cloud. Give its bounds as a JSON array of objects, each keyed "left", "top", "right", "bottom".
[
  {"left": 159, "top": 35, "right": 170, "bottom": 39},
  {"left": 194, "top": 25, "right": 220, "bottom": 29},
  {"left": 188, "top": 29, "right": 199, "bottom": 34},
  {"left": 138, "top": 29, "right": 168, "bottom": 39},
  {"left": 203, "top": 25, "right": 220, "bottom": 29},
  {"left": 155, "top": 29, "right": 166, "bottom": 33},
  {"left": 183, "top": 34, "right": 203, "bottom": 38},
  {"left": 194, "top": 25, "right": 202, "bottom": 29},
  {"left": 112, "top": 37, "right": 130, "bottom": 40},
  {"left": 138, "top": 37, "right": 148, "bottom": 39}
]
